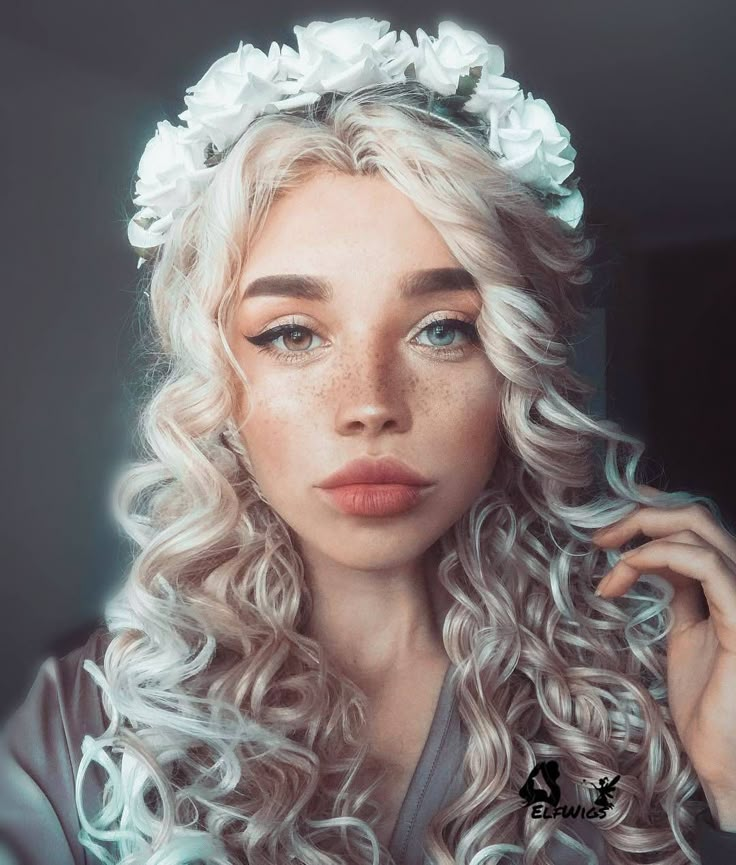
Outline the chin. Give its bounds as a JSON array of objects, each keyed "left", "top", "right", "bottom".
[
  {"left": 347, "top": 548, "right": 434, "bottom": 572},
  {"left": 302, "top": 531, "right": 439, "bottom": 572}
]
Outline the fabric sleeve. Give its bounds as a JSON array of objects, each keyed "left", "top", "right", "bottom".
[
  {"left": 562, "top": 806, "right": 735, "bottom": 865},
  {"left": 559, "top": 774, "right": 734, "bottom": 865},
  {"left": 695, "top": 805, "right": 736, "bottom": 865},
  {"left": 0, "top": 631, "right": 110, "bottom": 865}
]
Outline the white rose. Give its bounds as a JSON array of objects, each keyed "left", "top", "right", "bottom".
[
  {"left": 126, "top": 17, "right": 584, "bottom": 266},
  {"left": 495, "top": 92, "right": 576, "bottom": 195},
  {"left": 278, "top": 17, "right": 414, "bottom": 94},
  {"left": 413, "top": 20, "right": 505, "bottom": 96},
  {"left": 463, "top": 71, "right": 520, "bottom": 119},
  {"left": 178, "top": 40, "right": 290, "bottom": 151},
  {"left": 132, "top": 120, "right": 214, "bottom": 217},
  {"left": 127, "top": 207, "right": 174, "bottom": 269},
  {"left": 546, "top": 186, "right": 584, "bottom": 229}
]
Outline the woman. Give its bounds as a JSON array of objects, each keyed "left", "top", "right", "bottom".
[{"left": 1, "top": 17, "right": 736, "bottom": 865}]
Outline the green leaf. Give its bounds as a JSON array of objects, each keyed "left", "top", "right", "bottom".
[{"left": 456, "top": 72, "right": 480, "bottom": 98}]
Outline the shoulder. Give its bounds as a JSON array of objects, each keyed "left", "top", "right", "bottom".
[
  {"left": 1, "top": 624, "right": 113, "bottom": 770},
  {"left": 4, "top": 626, "right": 112, "bottom": 751},
  {"left": 0, "top": 627, "right": 113, "bottom": 864}
]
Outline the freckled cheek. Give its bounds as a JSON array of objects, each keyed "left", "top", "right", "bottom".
[{"left": 421, "top": 375, "right": 500, "bottom": 470}]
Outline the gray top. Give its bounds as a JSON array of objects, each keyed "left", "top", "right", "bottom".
[
  {"left": 0, "top": 630, "right": 733, "bottom": 865},
  {"left": 387, "top": 663, "right": 610, "bottom": 865}
]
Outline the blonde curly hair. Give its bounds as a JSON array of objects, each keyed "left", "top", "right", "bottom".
[{"left": 76, "top": 81, "right": 717, "bottom": 865}]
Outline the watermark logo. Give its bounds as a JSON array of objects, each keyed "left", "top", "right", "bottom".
[{"left": 518, "top": 760, "right": 619, "bottom": 820}]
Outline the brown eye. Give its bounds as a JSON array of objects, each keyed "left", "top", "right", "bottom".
[
  {"left": 281, "top": 327, "right": 314, "bottom": 351},
  {"left": 245, "top": 323, "right": 323, "bottom": 355}
]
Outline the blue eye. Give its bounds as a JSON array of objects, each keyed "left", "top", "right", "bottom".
[{"left": 416, "top": 318, "right": 479, "bottom": 349}]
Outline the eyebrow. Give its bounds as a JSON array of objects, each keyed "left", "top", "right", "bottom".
[{"left": 242, "top": 267, "right": 479, "bottom": 301}]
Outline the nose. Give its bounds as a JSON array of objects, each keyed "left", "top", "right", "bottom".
[{"left": 333, "top": 340, "right": 413, "bottom": 437}]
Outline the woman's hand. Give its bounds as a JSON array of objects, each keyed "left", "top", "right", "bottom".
[{"left": 592, "top": 484, "right": 736, "bottom": 829}]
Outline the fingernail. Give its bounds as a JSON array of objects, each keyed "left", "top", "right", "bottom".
[{"left": 595, "top": 574, "right": 612, "bottom": 597}]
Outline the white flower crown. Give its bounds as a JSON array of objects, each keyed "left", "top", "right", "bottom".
[{"left": 127, "top": 17, "right": 584, "bottom": 269}]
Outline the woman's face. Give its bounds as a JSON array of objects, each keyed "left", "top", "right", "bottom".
[{"left": 229, "top": 171, "right": 502, "bottom": 571}]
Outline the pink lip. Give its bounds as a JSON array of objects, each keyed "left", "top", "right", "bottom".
[
  {"left": 315, "top": 456, "right": 434, "bottom": 517},
  {"left": 316, "top": 456, "right": 432, "bottom": 489},
  {"left": 318, "top": 484, "right": 431, "bottom": 517}
]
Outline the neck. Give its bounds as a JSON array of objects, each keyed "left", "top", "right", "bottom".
[{"left": 300, "top": 542, "right": 450, "bottom": 692}]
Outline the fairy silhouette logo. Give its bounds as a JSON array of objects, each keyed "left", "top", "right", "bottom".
[{"left": 519, "top": 760, "right": 620, "bottom": 820}]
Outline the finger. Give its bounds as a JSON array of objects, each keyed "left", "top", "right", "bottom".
[
  {"left": 599, "top": 557, "right": 708, "bottom": 635},
  {"left": 627, "top": 530, "right": 713, "bottom": 627},
  {"left": 601, "top": 540, "right": 736, "bottom": 643},
  {"left": 593, "top": 499, "right": 736, "bottom": 567},
  {"left": 636, "top": 483, "right": 666, "bottom": 496}
]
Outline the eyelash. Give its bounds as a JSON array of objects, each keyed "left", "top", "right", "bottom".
[{"left": 245, "top": 315, "right": 480, "bottom": 365}]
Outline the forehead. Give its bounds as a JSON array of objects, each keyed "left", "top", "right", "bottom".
[{"left": 244, "top": 172, "right": 460, "bottom": 275}]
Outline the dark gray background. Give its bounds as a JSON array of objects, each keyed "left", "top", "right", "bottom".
[{"left": 1, "top": 1, "right": 735, "bottom": 716}]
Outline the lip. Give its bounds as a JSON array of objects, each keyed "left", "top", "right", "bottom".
[
  {"left": 316, "top": 456, "right": 432, "bottom": 489},
  {"left": 317, "top": 483, "right": 432, "bottom": 517}
]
